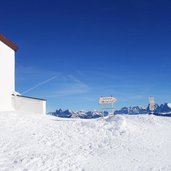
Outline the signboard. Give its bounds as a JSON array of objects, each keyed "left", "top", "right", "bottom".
[
  {"left": 99, "top": 96, "right": 117, "bottom": 104},
  {"left": 149, "top": 96, "right": 155, "bottom": 111}
]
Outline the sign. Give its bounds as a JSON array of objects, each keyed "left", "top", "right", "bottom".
[
  {"left": 149, "top": 96, "right": 155, "bottom": 111},
  {"left": 99, "top": 96, "right": 117, "bottom": 104}
]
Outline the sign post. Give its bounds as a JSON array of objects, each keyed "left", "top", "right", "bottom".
[
  {"left": 99, "top": 96, "right": 117, "bottom": 117},
  {"left": 149, "top": 96, "right": 155, "bottom": 114}
]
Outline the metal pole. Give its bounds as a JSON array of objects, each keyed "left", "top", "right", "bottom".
[
  {"left": 112, "top": 102, "right": 114, "bottom": 115},
  {"left": 99, "top": 96, "right": 103, "bottom": 118}
]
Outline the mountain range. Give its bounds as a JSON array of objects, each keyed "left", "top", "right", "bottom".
[
  {"left": 115, "top": 103, "right": 171, "bottom": 114},
  {"left": 49, "top": 103, "right": 171, "bottom": 118}
]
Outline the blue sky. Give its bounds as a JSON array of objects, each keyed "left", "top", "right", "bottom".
[{"left": 1, "top": 0, "right": 171, "bottom": 111}]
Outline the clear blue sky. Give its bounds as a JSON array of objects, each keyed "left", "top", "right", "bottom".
[{"left": 1, "top": 0, "right": 171, "bottom": 111}]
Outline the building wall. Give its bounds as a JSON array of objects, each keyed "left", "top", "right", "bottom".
[
  {"left": 0, "top": 41, "right": 15, "bottom": 111},
  {"left": 12, "top": 96, "right": 46, "bottom": 115}
]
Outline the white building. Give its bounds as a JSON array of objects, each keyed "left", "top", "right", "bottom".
[{"left": 0, "top": 34, "right": 46, "bottom": 114}]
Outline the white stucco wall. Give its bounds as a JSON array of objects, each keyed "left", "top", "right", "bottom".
[
  {"left": 0, "top": 41, "right": 15, "bottom": 111},
  {"left": 12, "top": 96, "right": 46, "bottom": 115}
]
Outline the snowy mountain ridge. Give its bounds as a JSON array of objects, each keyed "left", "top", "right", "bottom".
[
  {"left": 50, "top": 103, "right": 171, "bottom": 118},
  {"left": 115, "top": 102, "right": 171, "bottom": 114}
]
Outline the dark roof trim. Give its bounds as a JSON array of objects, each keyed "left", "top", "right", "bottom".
[
  {"left": 0, "top": 34, "right": 18, "bottom": 52},
  {"left": 12, "top": 94, "right": 46, "bottom": 101}
]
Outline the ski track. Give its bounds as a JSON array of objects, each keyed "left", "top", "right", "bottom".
[{"left": 0, "top": 112, "right": 171, "bottom": 171}]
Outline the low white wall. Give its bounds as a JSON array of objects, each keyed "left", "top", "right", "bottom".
[{"left": 12, "top": 95, "right": 46, "bottom": 115}]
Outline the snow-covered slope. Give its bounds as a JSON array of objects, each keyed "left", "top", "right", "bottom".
[{"left": 0, "top": 112, "right": 171, "bottom": 171}]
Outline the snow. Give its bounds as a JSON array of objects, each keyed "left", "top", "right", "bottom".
[
  {"left": 167, "top": 103, "right": 171, "bottom": 108},
  {"left": 0, "top": 112, "right": 171, "bottom": 171}
]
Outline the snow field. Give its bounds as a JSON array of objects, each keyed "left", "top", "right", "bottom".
[{"left": 0, "top": 112, "right": 171, "bottom": 171}]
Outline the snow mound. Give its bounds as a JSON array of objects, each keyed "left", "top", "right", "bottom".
[
  {"left": 79, "top": 115, "right": 127, "bottom": 136},
  {"left": 103, "top": 115, "right": 127, "bottom": 132},
  {"left": 105, "top": 115, "right": 126, "bottom": 125}
]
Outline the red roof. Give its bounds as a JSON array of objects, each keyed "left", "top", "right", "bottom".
[{"left": 0, "top": 34, "right": 18, "bottom": 52}]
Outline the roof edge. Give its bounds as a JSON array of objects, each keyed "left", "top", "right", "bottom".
[
  {"left": 12, "top": 94, "right": 47, "bottom": 101},
  {"left": 0, "top": 34, "right": 18, "bottom": 52}
]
